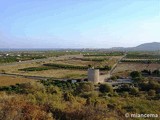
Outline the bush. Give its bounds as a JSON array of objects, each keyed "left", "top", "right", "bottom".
[
  {"left": 0, "top": 95, "right": 54, "bottom": 120},
  {"left": 148, "top": 89, "right": 156, "bottom": 96},
  {"left": 133, "top": 77, "right": 144, "bottom": 83},
  {"left": 80, "top": 91, "right": 99, "bottom": 99},
  {"left": 76, "top": 82, "right": 94, "bottom": 94},
  {"left": 122, "top": 92, "right": 129, "bottom": 98},
  {"left": 19, "top": 82, "right": 46, "bottom": 94},
  {"left": 130, "top": 87, "right": 139, "bottom": 95},
  {"left": 1, "top": 70, "right": 6, "bottom": 74},
  {"left": 63, "top": 106, "right": 107, "bottom": 120},
  {"left": 63, "top": 92, "right": 75, "bottom": 102},
  {"left": 116, "top": 84, "right": 131, "bottom": 93},
  {"left": 152, "top": 69, "right": 160, "bottom": 76},
  {"left": 99, "top": 84, "right": 113, "bottom": 93},
  {"left": 46, "top": 85, "right": 61, "bottom": 94},
  {"left": 110, "top": 76, "right": 117, "bottom": 81},
  {"left": 148, "top": 81, "right": 160, "bottom": 93},
  {"left": 130, "top": 71, "right": 142, "bottom": 79}
]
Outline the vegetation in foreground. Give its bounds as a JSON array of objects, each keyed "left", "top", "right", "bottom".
[
  {"left": 0, "top": 51, "right": 160, "bottom": 119},
  {"left": 0, "top": 75, "right": 160, "bottom": 120}
]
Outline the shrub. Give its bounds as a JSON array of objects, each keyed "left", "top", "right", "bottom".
[
  {"left": 63, "top": 92, "right": 75, "bottom": 102},
  {"left": 130, "top": 87, "right": 139, "bottom": 95},
  {"left": 99, "top": 84, "right": 113, "bottom": 93},
  {"left": 116, "top": 84, "right": 131, "bottom": 93},
  {"left": 1, "top": 70, "right": 6, "bottom": 74},
  {"left": 110, "top": 76, "right": 117, "bottom": 80},
  {"left": 46, "top": 85, "right": 61, "bottom": 94},
  {"left": 80, "top": 91, "right": 99, "bottom": 99},
  {"left": 130, "top": 71, "right": 142, "bottom": 79},
  {"left": 0, "top": 95, "right": 54, "bottom": 120},
  {"left": 152, "top": 69, "right": 160, "bottom": 76},
  {"left": 148, "top": 81, "right": 160, "bottom": 93},
  {"left": 148, "top": 90, "right": 156, "bottom": 96},
  {"left": 122, "top": 92, "right": 129, "bottom": 98},
  {"left": 76, "top": 82, "right": 94, "bottom": 94},
  {"left": 133, "top": 77, "right": 144, "bottom": 83},
  {"left": 19, "top": 82, "right": 46, "bottom": 94},
  {"left": 86, "top": 97, "right": 92, "bottom": 105},
  {"left": 64, "top": 106, "right": 107, "bottom": 120}
]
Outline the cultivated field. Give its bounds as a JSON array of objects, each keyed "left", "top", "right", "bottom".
[
  {"left": 0, "top": 54, "right": 122, "bottom": 79},
  {"left": 0, "top": 76, "right": 34, "bottom": 86},
  {"left": 19, "top": 69, "right": 87, "bottom": 79},
  {"left": 112, "top": 63, "right": 160, "bottom": 76}
]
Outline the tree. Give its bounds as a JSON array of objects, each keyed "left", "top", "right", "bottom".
[
  {"left": 99, "top": 84, "right": 113, "bottom": 93},
  {"left": 130, "top": 71, "right": 142, "bottom": 79}
]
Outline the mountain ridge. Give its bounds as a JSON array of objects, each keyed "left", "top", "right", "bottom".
[{"left": 110, "top": 42, "right": 160, "bottom": 51}]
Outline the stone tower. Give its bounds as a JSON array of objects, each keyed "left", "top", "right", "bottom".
[{"left": 88, "top": 68, "right": 99, "bottom": 83}]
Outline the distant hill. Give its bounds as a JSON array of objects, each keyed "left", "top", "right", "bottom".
[
  {"left": 110, "top": 42, "right": 160, "bottom": 51},
  {"left": 1, "top": 42, "right": 160, "bottom": 52},
  {"left": 133, "top": 42, "right": 160, "bottom": 51}
]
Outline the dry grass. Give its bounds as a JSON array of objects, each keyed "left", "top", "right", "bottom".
[
  {"left": 52, "top": 59, "right": 97, "bottom": 66},
  {"left": 113, "top": 63, "right": 160, "bottom": 74},
  {"left": 17, "top": 69, "right": 87, "bottom": 78},
  {"left": 0, "top": 76, "right": 34, "bottom": 86},
  {"left": 0, "top": 63, "right": 40, "bottom": 73}
]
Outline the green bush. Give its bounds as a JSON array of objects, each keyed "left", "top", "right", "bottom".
[
  {"left": 46, "top": 85, "right": 61, "bottom": 94},
  {"left": 130, "top": 71, "right": 142, "bottom": 79},
  {"left": 130, "top": 87, "right": 139, "bottom": 95},
  {"left": 76, "top": 82, "right": 94, "bottom": 94},
  {"left": 63, "top": 92, "right": 75, "bottom": 102},
  {"left": 18, "top": 82, "right": 46, "bottom": 94},
  {"left": 99, "top": 84, "right": 113, "bottom": 93}
]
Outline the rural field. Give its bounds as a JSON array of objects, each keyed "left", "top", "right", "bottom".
[
  {"left": 111, "top": 52, "right": 160, "bottom": 77},
  {"left": 0, "top": 76, "right": 34, "bottom": 86},
  {"left": 1, "top": 1, "right": 160, "bottom": 119},
  {"left": 0, "top": 53, "right": 122, "bottom": 79},
  {"left": 0, "top": 50, "right": 160, "bottom": 120},
  {"left": 113, "top": 63, "right": 160, "bottom": 76}
]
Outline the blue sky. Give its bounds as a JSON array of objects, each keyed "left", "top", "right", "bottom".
[{"left": 0, "top": 0, "right": 160, "bottom": 48}]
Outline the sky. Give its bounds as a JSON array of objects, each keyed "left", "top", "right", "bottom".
[{"left": 0, "top": 0, "right": 160, "bottom": 48}]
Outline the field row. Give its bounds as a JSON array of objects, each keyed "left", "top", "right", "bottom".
[
  {"left": 20, "top": 63, "right": 112, "bottom": 71},
  {"left": 121, "top": 59, "right": 160, "bottom": 63}
]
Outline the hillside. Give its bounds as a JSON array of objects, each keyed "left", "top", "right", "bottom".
[
  {"left": 133, "top": 42, "right": 160, "bottom": 51},
  {"left": 110, "top": 42, "right": 160, "bottom": 51}
]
